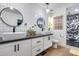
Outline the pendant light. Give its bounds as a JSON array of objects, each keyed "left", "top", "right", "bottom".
[{"left": 46, "top": 3, "right": 50, "bottom": 13}]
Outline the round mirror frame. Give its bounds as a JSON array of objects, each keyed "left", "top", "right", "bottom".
[
  {"left": 37, "top": 17, "right": 45, "bottom": 28},
  {"left": 0, "top": 7, "right": 24, "bottom": 27}
]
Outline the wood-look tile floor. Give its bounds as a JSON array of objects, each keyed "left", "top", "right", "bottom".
[{"left": 41, "top": 46, "right": 76, "bottom": 56}]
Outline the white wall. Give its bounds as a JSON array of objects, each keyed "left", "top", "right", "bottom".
[
  {"left": 0, "top": 3, "right": 48, "bottom": 34},
  {"left": 52, "top": 8, "right": 66, "bottom": 47}
]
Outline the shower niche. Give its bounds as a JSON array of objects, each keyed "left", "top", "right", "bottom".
[{"left": 66, "top": 6, "right": 79, "bottom": 48}]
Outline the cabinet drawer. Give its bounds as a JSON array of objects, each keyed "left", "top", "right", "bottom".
[
  {"left": 32, "top": 38, "right": 43, "bottom": 48},
  {"left": 32, "top": 45, "right": 43, "bottom": 56}
]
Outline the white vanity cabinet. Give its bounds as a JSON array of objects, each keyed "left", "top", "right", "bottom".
[
  {"left": 32, "top": 38, "right": 43, "bottom": 56},
  {"left": 0, "top": 35, "right": 53, "bottom": 56},
  {"left": 16, "top": 40, "right": 31, "bottom": 56},
  {"left": 0, "top": 42, "right": 17, "bottom": 56},
  {"left": 31, "top": 36, "right": 53, "bottom": 56},
  {"left": 43, "top": 36, "right": 52, "bottom": 50},
  {"left": 0, "top": 40, "right": 31, "bottom": 56}
]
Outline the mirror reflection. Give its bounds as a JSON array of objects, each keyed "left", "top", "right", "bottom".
[
  {"left": 0, "top": 7, "right": 23, "bottom": 27},
  {"left": 37, "top": 17, "right": 45, "bottom": 28}
]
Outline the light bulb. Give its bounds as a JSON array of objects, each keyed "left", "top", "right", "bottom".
[
  {"left": 46, "top": 9, "right": 49, "bottom": 13},
  {"left": 10, "top": 6, "right": 14, "bottom": 10}
]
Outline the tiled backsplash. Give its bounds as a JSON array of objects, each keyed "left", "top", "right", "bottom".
[{"left": 0, "top": 19, "right": 13, "bottom": 33}]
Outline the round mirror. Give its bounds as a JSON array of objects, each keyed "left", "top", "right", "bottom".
[
  {"left": 37, "top": 17, "right": 45, "bottom": 28},
  {"left": 0, "top": 7, "right": 23, "bottom": 27}
]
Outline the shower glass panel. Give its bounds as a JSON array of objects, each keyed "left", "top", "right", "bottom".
[{"left": 66, "top": 6, "right": 79, "bottom": 48}]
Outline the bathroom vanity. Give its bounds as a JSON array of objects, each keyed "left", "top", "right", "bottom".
[
  {"left": 0, "top": 33, "right": 53, "bottom": 56},
  {"left": 0, "top": 5, "right": 53, "bottom": 56}
]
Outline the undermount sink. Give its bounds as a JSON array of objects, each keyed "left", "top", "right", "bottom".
[{"left": 0, "top": 32, "right": 26, "bottom": 41}]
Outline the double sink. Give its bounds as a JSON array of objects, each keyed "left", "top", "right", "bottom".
[{"left": 0, "top": 32, "right": 52, "bottom": 42}]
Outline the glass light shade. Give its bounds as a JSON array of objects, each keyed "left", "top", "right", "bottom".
[{"left": 46, "top": 9, "right": 49, "bottom": 13}]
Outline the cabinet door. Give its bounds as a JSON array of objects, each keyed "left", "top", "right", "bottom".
[
  {"left": 17, "top": 40, "right": 31, "bottom": 56},
  {"left": 0, "top": 43, "right": 17, "bottom": 56},
  {"left": 43, "top": 36, "right": 52, "bottom": 50}
]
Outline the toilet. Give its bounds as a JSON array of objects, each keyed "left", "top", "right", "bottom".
[{"left": 52, "top": 39, "right": 59, "bottom": 48}]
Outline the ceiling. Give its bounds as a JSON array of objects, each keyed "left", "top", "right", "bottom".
[{"left": 39, "top": 3, "right": 79, "bottom": 10}]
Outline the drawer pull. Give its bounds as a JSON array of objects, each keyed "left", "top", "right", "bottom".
[
  {"left": 14, "top": 45, "right": 16, "bottom": 52},
  {"left": 17, "top": 44, "right": 19, "bottom": 51},
  {"left": 37, "top": 49, "right": 41, "bottom": 52},
  {"left": 37, "top": 41, "right": 41, "bottom": 43},
  {"left": 48, "top": 37, "right": 50, "bottom": 40}
]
